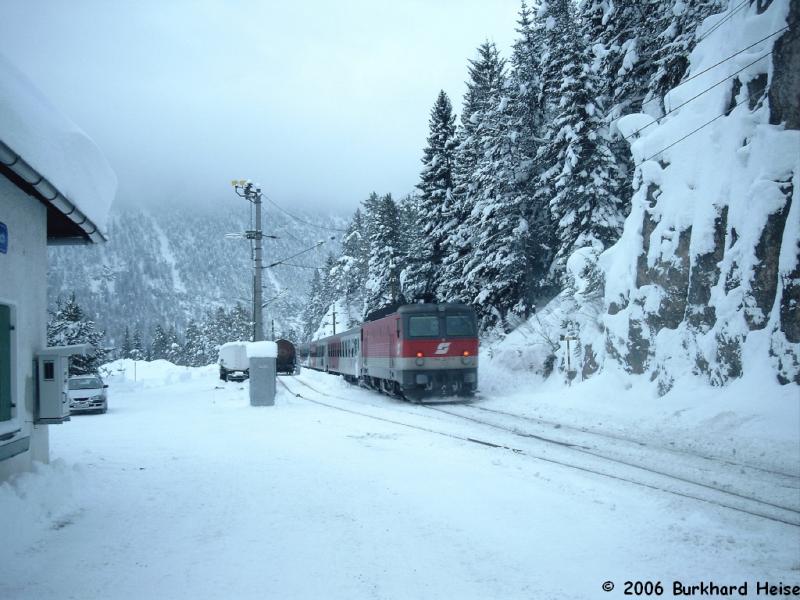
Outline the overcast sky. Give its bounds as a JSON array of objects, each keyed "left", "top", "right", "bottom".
[{"left": 0, "top": 1, "right": 519, "bottom": 213}]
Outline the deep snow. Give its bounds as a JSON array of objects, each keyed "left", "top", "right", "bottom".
[{"left": 1, "top": 360, "right": 797, "bottom": 599}]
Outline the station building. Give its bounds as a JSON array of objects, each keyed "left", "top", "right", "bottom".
[{"left": 0, "top": 54, "right": 115, "bottom": 481}]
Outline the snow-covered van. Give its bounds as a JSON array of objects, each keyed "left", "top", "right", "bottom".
[{"left": 218, "top": 342, "right": 249, "bottom": 382}]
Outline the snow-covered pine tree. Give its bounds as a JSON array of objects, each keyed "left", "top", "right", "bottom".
[
  {"left": 182, "top": 319, "right": 208, "bottom": 367},
  {"left": 198, "top": 307, "right": 225, "bottom": 362},
  {"left": 333, "top": 209, "right": 369, "bottom": 316},
  {"left": 131, "top": 327, "right": 144, "bottom": 361},
  {"left": 459, "top": 72, "right": 533, "bottom": 328},
  {"left": 303, "top": 269, "right": 325, "bottom": 339},
  {"left": 319, "top": 253, "right": 341, "bottom": 314},
  {"left": 440, "top": 42, "right": 507, "bottom": 304},
  {"left": 364, "top": 193, "right": 404, "bottom": 316},
  {"left": 458, "top": 2, "right": 562, "bottom": 328},
  {"left": 165, "top": 326, "right": 182, "bottom": 364},
  {"left": 579, "top": 0, "right": 667, "bottom": 218},
  {"left": 580, "top": 0, "right": 660, "bottom": 120},
  {"left": 512, "top": 1, "right": 559, "bottom": 309},
  {"left": 645, "top": 0, "right": 726, "bottom": 115},
  {"left": 404, "top": 91, "right": 458, "bottom": 301},
  {"left": 120, "top": 326, "right": 133, "bottom": 360},
  {"left": 534, "top": 0, "right": 626, "bottom": 279},
  {"left": 47, "top": 294, "right": 107, "bottom": 374},
  {"left": 150, "top": 324, "right": 169, "bottom": 360},
  {"left": 228, "top": 304, "right": 252, "bottom": 342}
]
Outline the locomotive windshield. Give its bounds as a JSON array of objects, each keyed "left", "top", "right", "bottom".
[
  {"left": 408, "top": 315, "right": 440, "bottom": 337},
  {"left": 445, "top": 314, "right": 475, "bottom": 336}
]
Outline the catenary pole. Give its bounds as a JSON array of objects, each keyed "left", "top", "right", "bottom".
[
  {"left": 253, "top": 185, "right": 264, "bottom": 341},
  {"left": 231, "top": 180, "right": 265, "bottom": 342}
]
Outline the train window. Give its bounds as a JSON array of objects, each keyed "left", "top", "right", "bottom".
[
  {"left": 408, "top": 315, "right": 440, "bottom": 337},
  {"left": 446, "top": 315, "right": 475, "bottom": 336}
]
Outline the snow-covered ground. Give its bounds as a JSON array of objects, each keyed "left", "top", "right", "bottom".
[{"left": 1, "top": 360, "right": 798, "bottom": 599}]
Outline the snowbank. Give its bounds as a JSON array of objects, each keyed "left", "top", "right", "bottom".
[
  {"left": 0, "top": 52, "right": 116, "bottom": 233},
  {"left": 100, "top": 359, "right": 217, "bottom": 390},
  {"left": 0, "top": 460, "right": 86, "bottom": 551},
  {"left": 478, "top": 354, "right": 800, "bottom": 475}
]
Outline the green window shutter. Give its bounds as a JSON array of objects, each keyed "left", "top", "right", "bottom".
[{"left": 0, "top": 305, "right": 11, "bottom": 421}]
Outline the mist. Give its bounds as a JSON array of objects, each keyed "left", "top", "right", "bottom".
[{"left": 0, "top": 0, "right": 519, "bottom": 213}]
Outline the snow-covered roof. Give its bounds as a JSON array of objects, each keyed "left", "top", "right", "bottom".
[{"left": 0, "top": 52, "right": 116, "bottom": 242}]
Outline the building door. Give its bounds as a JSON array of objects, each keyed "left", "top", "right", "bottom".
[{"left": 0, "top": 305, "right": 11, "bottom": 421}]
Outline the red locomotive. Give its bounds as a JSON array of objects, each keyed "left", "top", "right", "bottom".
[{"left": 300, "top": 303, "right": 478, "bottom": 400}]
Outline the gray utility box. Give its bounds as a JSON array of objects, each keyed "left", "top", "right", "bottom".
[
  {"left": 36, "top": 344, "right": 92, "bottom": 424},
  {"left": 249, "top": 356, "right": 276, "bottom": 406}
]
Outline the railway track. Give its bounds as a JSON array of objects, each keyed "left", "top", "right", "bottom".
[{"left": 280, "top": 374, "right": 800, "bottom": 528}]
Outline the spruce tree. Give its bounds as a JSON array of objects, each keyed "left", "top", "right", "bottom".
[
  {"left": 165, "top": 326, "right": 182, "bottom": 364},
  {"left": 645, "top": 0, "right": 726, "bottom": 115},
  {"left": 303, "top": 269, "right": 325, "bottom": 339},
  {"left": 364, "top": 193, "right": 404, "bottom": 316},
  {"left": 405, "top": 91, "right": 457, "bottom": 300},
  {"left": 131, "top": 327, "right": 144, "bottom": 361},
  {"left": 460, "top": 73, "right": 536, "bottom": 327},
  {"left": 182, "top": 319, "right": 207, "bottom": 367},
  {"left": 332, "top": 209, "right": 369, "bottom": 325},
  {"left": 534, "top": 0, "right": 625, "bottom": 278},
  {"left": 228, "top": 304, "right": 252, "bottom": 341},
  {"left": 440, "top": 42, "right": 506, "bottom": 303},
  {"left": 47, "top": 294, "right": 107, "bottom": 374},
  {"left": 120, "top": 326, "right": 133, "bottom": 360},
  {"left": 150, "top": 324, "right": 169, "bottom": 360}
]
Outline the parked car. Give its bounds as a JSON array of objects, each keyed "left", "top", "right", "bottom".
[{"left": 67, "top": 374, "right": 108, "bottom": 414}]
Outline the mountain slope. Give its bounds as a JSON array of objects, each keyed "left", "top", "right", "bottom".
[{"left": 48, "top": 202, "right": 344, "bottom": 348}]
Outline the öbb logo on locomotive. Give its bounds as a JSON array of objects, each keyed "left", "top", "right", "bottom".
[{"left": 299, "top": 303, "right": 478, "bottom": 401}]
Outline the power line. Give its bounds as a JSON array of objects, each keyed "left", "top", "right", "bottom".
[
  {"left": 265, "top": 241, "right": 328, "bottom": 269},
  {"left": 531, "top": 40, "right": 778, "bottom": 184},
  {"left": 266, "top": 196, "right": 348, "bottom": 233},
  {"left": 642, "top": 91, "right": 754, "bottom": 163},
  {"left": 623, "top": 49, "right": 775, "bottom": 141},
  {"left": 696, "top": 0, "right": 750, "bottom": 44},
  {"left": 677, "top": 27, "right": 788, "bottom": 89},
  {"left": 272, "top": 262, "right": 326, "bottom": 270}
]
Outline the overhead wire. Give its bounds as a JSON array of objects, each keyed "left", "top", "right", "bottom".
[
  {"left": 265, "top": 241, "right": 328, "bottom": 269},
  {"left": 546, "top": 17, "right": 789, "bottom": 170},
  {"left": 265, "top": 196, "right": 348, "bottom": 233},
  {"left": 672, "top": 26, "right": 788, "bottom": 89},
  {"left": 695, "top": 0, "right": 751, "bottom": 44},
  {"left": 273, "top": 262, "right": 326, "bottom": 270},
  {"left": 622, "top": 48, "right": 776, "bottom": 141},
  {"left": 642, "top": 89, "right": 755, "bottom": 162}
]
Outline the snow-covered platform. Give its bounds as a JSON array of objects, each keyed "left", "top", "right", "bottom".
[{"left": 0, "top": 361, "right": 796, "bottom": 599}]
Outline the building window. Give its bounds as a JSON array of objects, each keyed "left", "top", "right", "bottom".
[{"left": 0, "top": 304, "right": 11, "bottom": 422}]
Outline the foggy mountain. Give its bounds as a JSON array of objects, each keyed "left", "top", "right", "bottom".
[{"left": 48, "top": 202, "right": 346, "bottom": 348}]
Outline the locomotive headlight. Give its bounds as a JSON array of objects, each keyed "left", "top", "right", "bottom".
[
  {"left": 461, "top": 356, "right": 474, "bottom": 365},
  {"left": 415, "top": 352, "right": 425, "bottom": 367}
]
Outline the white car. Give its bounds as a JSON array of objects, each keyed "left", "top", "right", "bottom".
[{"left": 68, "top": 375, "right": 108, "bottom": 414}]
